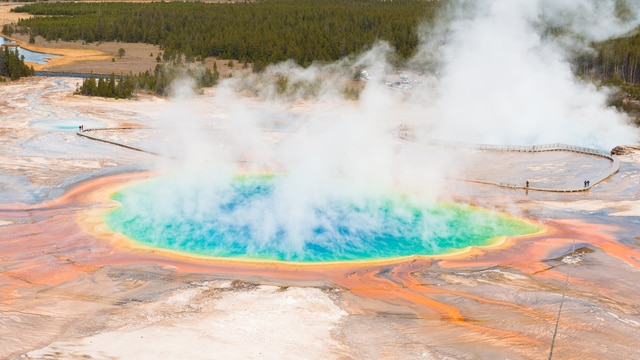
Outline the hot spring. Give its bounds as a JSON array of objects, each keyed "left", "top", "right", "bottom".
[{"left": 105, "top": 174, "right": 540, "bottom": 262}]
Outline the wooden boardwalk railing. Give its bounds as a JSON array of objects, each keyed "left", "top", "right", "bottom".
[
  {"left": 77, "top": 127, "right": 620, "bottom": 192},
  {"left": 77, "top": 127, "right": 160, "bottom": 156},
  {"left": 402, "top": 137, "right": 620, "bottom": 192}
]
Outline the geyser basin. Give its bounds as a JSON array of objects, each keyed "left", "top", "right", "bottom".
[{"left": 105, "top": 175, "right": 540, "bottom": 262}]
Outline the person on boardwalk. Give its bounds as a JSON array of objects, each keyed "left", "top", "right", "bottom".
[{"left": 526, "top": 180, "right": 529, "bottom": 188}]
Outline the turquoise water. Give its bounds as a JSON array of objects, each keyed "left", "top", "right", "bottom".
[
  {"left": 54, "top": 125, "right": 81, "bottom": 130},
  {"left": 105, "top": 175, "right": 540, "bottom": 262}
]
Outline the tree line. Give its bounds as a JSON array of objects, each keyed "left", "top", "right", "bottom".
[
  {"left": 0, "top": 46, "right": 34, "bottom": 80},
  {"left": 8, "top": 0, "right": 639, "bottom": 82},
  {"left": 573, "top": 30, "right": 640, "bottom": 120},
  {"left": 76, "top": 72, "right": 135, "bottom": 98},
  {"left": 8, "top": 0, "right": 440, "bottom": 67},
  {"left": 5, "top": 0, "right": 640, "bottom": 110},
  {"left": 76, "top": 62, "right": 221, "bottom": 98},
  {"left": 576, "top": 32, "right": 640, "bottom": 85}
]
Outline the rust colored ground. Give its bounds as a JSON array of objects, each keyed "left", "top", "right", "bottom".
[{"left": 3, "top": 170, "right": 638, "bottom": 359}]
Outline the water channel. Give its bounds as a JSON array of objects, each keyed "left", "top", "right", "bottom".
[{"left": 0, "top": 35, "right": 59, "bottom": 64}]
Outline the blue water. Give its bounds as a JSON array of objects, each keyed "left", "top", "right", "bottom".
[
  {"left": 106, "top": 175, "right": 540, "bottom": 262},
  {"left": 1, "top": 36, "right": 59, "bottom": 64},
  {"left": 35, "top": 71, "right": 93, "bottom": 78},
  {"left": 30, "top": 118, "right": 99, "bottom": 131},
  {"left": 54, "top": 124, "right": 82, "bottom": 130}
]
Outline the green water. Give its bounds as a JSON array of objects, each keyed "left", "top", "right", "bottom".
[{"left": 105, "top": 175, "right": 540, "bottom": 262}]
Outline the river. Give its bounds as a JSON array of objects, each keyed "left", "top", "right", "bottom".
[{"left": 1, "top": 35, "right": 59, "bottom": 64}]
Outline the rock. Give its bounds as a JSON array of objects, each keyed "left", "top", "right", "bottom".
[{"left": 610, "top": 145, "right": 640, "bottom": 155}]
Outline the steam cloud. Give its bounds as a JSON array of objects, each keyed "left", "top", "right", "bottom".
[
  {"left": 117, "top": 0, "right": 640, "bottom": 259},
  {"left": 411, "top": 0, "right": 640, "bottom": 148}
]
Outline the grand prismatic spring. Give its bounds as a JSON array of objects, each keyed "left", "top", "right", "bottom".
[
  {"left": 3, "top": 0, "right": 640, "bottom": 357},
  {"left": 105, "top": 175, "right": 541, "bottom": 262}
]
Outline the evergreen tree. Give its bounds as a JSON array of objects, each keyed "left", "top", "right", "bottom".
[
  {"left": 10, "top": 0, "right": 441, "bottom": 67},
  {"left": 0, "top": 46, "right": 35, "bottom": 80}
]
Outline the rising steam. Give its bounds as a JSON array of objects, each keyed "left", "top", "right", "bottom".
[
  {"left": 410, "top": 0, "right": 640, "bottom": 148},
  {"left": 112, "top": 0, "right": 640, "bottom": 259}
]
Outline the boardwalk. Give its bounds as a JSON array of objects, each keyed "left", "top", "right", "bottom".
[
  {"left": 457, "top": 147, "right": 617, "bottom": 192},
  {"left": 440, "top": 142, "right": 619, "bottom": 192},
  {"left": 78, "top": 127, "right": 620, "bottom": 192}
]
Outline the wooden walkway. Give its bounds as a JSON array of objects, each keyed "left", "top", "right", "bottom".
[
  {"left": 403, "top": 138, "right": 620, "bottom": 192},
  {"left": 77, "top": 128, "right": 620, "bottom": 193}
]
